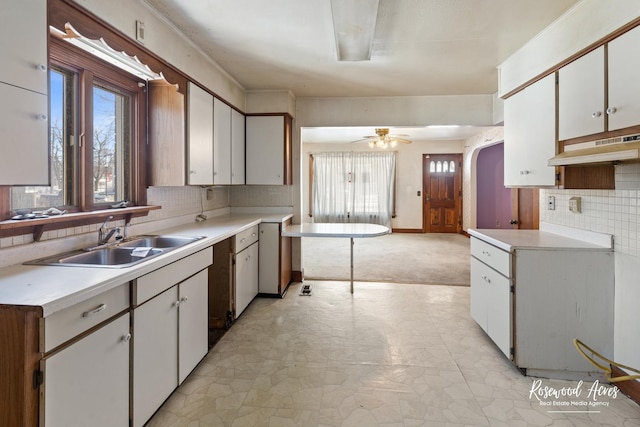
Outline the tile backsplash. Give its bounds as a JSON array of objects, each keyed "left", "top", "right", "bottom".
[{"left": 541, "top": 163, "right": 640, "bottom": 256}]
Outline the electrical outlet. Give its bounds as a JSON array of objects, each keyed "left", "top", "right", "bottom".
[
  {"left": 547, "top": 196, "right": 555, "bottom": 210},
  {"left": 569, "top": 196, "right": 581, "bottom": 213}
]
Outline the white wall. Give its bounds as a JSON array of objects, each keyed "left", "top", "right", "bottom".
[
  {"left": 500, "top": 0, "right": 640, "bottom": 373},
  {"left": 302, "top": 140, "right": 464, "bottom": 230}
]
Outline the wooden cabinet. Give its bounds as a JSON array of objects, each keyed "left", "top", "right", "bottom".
[
  {"left": 132, "top": 247, "right": 212, "bottom": 427},
  {"left": 258, "top": 220, "right": 292, "bottom": 296},
  {"left": 470, "top": 233, "right": 614, "bottom": 379},
  {"left": 187, "top": 82, "right": 214, "bottom": 185},
  {"left": 0, "top": 0, "right": 49, "bottom": 185},
  {"left": 503, "top": 74, "right": 557, "bottom": 187},
  {"left": 213, "top": 98, "right": 232, "bottom": 185},
  {"left": 148, "top": 80, "right": 186, "bottom": 186},
  {"left": 231, "top": 109, "right": 246, "bottom": 185},
  {"left": 246, "top": 114, "right": 292, "bottom": 185},
  {"left": 607, "top": 25, "right": 640, "bottom": 131},
  {"left": 558, "top": 46, "right": 605, "bottom": 140},
  {"left": 43, "top": 313, "right": 130, "bottom": 427}
]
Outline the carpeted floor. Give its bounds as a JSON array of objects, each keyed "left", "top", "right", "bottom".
[{"left": 302, "top": 232, "right": 470, "bottom": 286}]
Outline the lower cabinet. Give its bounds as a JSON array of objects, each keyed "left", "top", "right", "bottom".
[
  {"left": 43, "top": 313, "right": 130, "bottom": 427},
  {"left": 235, "top": 241, "right": 259, "bottom": 317},
  {"left": 258, "top": 220, "right": 292, "bottom": 296},
  {"left": 132, "top": 248, "right": 212, "bottom": 427}
]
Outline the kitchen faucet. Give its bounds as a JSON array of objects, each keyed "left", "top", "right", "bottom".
[{"left": 98, "top": 216, "right": 120, "bottom": 245}]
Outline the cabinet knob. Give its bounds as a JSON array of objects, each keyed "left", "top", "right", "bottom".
[
  {"left": 606, "top": 107, "right": 617, "bottom": 115},
  {"left": 122, "top": 333, "right": 132, "bottom": 343},
  {"left": 174, "top": 300, "right": 180, "bottom": 307},
  {"left": 37, "top": 114, "right": 48, "bottom": 121},
  {"left": 520, "top": 170, "right": 530, "bottom": 175},
  {"left": 37, "top": 64, "right": 47, "bottom": 72},
  {"left": 190, "top": 170, "right": 196, "bottom": 174},
  {"left": 181, "top": 296, "right": 189, "bottom": 303},
  {"left": 591, "top": 111, "right": 602, "bottom": 118}
]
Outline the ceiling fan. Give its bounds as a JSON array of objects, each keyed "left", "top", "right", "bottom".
[{"left": 353, "top": 128, "right": 412, "bottom": 148}]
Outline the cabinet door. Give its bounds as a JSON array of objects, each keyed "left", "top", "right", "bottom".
[
  {"left": 258, "top": 223, "right": 280, "bottom": 294},
  {"left": 187, "top": 82, "right": 214, "bottom": 185},
  {"left": 178, "top": 270, "right": 209, "bottom": 384},
  {"left": 0, "top": 83, "right": 49, "bottom": 185},
  {"left": 133, "top": 287, "right": 179, "bottom": 427},
  {"left": 213, "top": 98, "right": 232, "bottom": 185},
  {"left": 608, "top": 25, "right": 640, "bottom": 131},
  {"left": 503, "top": 73, "right": 556, "bottom": 187},
  {"left": 246, "top": 115, "right": 285, "bottom": 185},
  {"left": 470, "top": 257, "right": 488, "bottom": 333},
  {"left": 231, "top": 109, "right": 246, "bottom": 185},
  {"left": 235, "top": 242, "right": 259, "bottom": 318},
  {"left": 558, "top": 46, "right": 605, "bottom": 140},
  {"left": 0, "top": 0, "right": 48, "bottom": 94},
  {"left": 44, "top": 314, "right": 130, "bottom": 427}
]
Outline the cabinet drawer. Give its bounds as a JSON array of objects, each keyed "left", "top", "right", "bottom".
[
  {"left": 234, "top": 225, "right": 259, "bottom": 253},
  {"left": 44, "top": 284, "right": 129, "bottom": 352},
  {"left": 134, "top": 247, "right": 213, "bottom": 305},
  {"left": 471, "top": 238, "right": 511, "bottom": 277}
]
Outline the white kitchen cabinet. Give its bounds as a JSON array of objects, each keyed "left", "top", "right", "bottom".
[
  {"left": 231, "top": 108, "right": 246, "bottom": 185},
  {"left": 246, "top": 114, "right": 292, "bottom": 185},
  {"left": 503, "top": 73, "right": 557, "bottom": 187},
  {"left": 469, "top": 227, "right": 614, "bottom": 380},
  {"left": 133, "top": 247, "right": 213, "bottom": 427},
  {"left": 258, "top": 220, "right": 292, "bottom": 296},
  {"left": 213, "top": 97, "right": 232, "bottom": 185},
  {"left": 558, "top": 46, "right": 605, "bottom": 140},
  {"left": 233, "top": 225, "right": 259, "bottom": 317},
  {"left": 178, "top": 270, "right": 209, "bottom": 383},
  {"left": 187, "top": 82, "right": 214, "bottom": 185},
  {"left": 43, "top": 313, "right": 130, "bottom": 427},
  {"left": 607, "top": 25, "right": 640, "bottom": 131},
  {"left": 0, "top": 0, "right": 49, "bottom": 185}
]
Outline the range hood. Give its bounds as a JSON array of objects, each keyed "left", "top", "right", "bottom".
[{"left": 548, "top": 134, "right": 640, "bottom": 166}]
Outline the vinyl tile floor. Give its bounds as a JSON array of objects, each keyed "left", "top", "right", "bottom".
[{"left": 147, "top": 281, "right": 640, "bottom": 426}]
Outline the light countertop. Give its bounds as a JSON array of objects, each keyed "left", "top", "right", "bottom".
[
  {"left": 468, "top": 222, "right": 613, "bottom": 253},
  {"left": 0, "top": 212, "right": 292, "bottom": 316}
]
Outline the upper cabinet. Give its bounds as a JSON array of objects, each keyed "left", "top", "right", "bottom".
[
  {"left": 187, "top": 82, "right": 214, "bottom": 185},
  {"left": 607, "top": 25, "right": 640, "bottom": 132},
  {"left": 0, "top": 0, "right": 49, "bottom": 185},
  {"left": 148, "top": 81, "right": 186, "bottom": 186},
  {"left": 231, "top": 109, "right": 246, "bottom": 185},
  {"left": 504, "top": 74, "right": 557, "bottom": 187},
  {"left": 559, "top": 25, "right": 640, "bottom": 140},
  {"left": 558, "top": 47, "right": 605, "bottom": 141},
  {"left": 213, "top": 98, "right": 232, "bottom": 185},
  {"left": 246, "top": 114, "right": 292, "bottom": 185}
]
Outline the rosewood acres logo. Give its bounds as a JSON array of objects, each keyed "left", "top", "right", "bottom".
[{"left": 528, "top": 379, "right": 620, "bottom": 412}]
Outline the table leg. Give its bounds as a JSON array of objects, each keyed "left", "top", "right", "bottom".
[{"left": 350, "top": 237, "right": 354, "bottom": 294}]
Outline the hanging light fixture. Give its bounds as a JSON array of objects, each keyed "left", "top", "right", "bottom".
[{"left": 366, "top": 128, "right": 411, "bottom": 149}]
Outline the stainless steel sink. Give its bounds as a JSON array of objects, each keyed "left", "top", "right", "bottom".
[
  {"left": 25, "top": 235, "right": 206, "bottom": 268},
  {"left": 116, "top": 235, "right": 203, "bottom": 249}
]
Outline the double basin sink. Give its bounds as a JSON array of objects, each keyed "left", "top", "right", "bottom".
[{"left": 26, "top": 235, "right": 206, "bottom": 268}]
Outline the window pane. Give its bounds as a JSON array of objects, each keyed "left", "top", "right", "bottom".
[
  {"left": 92, "top": 84, "right": 131, "bottom": 204},
  {"left": 429, "top": 161, "right": 435, "bottom": 172},
  {"left": 443, "top": 161, "right": 449, "bottom": 173},
  {"left": 450, "top": 161, "right": 455, "bottom": 173},
  {"left": 436, "top": 161, "right": 442, "bottom": 173},
  {"left": 11, "top": 68, "right": 75, "bottom": 211}
]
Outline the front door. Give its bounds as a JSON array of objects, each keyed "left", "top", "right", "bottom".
[{"left": 423, "top": 154, "right": 462, "bottom": 233}]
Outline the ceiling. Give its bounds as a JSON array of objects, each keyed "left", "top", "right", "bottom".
[{"left": 144, "top": 0, "right": 579, "bottom": 142}]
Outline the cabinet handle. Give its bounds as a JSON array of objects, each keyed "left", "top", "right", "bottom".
[
  {"left": 591, "top": 111, "right": 602, "bottom": 118},
  {"left": 82, "top": 303, "right": 106, "bottom": 318},
  {"left": 174, "top": 300, "right": 180, "bottom": 307},
  {"left": 481, "top": 275, "right": 491, "bottom": 284},
  {"left": 606, "top": 107, "right": 617, "bottom": 115},
  {"left": 190, "top": 170, "right": 196, "bottom": 174},
  {"left": 482, "top": 250, "right": 491, "bottom": 256},
  {"left": 520, "top": 170, "right": 530, "bottom": 175},
  {"left": 181, "top": 296, "right": 189, "bottom": 303},
  {"left": 122, "top": 333, "right": 132, "bottom": 343}
]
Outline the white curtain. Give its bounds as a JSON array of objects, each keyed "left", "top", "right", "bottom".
[{"left": 312, "top": 151, "right": 396, "bottom": 227}]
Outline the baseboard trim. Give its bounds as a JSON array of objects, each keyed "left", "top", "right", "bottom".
[
  {"left": 611, "top": 365, "right": 640, "bottom": 406},
  {"left": 291, "top": 270, "right": 303, "bottom": 282},
  {"left": 392, "top": 228, "right": 423, "bottom": 233}
]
